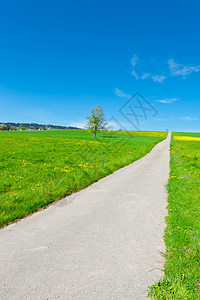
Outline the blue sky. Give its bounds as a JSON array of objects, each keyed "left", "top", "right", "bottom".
[{"left": 0, "top": 0, "right": 200, "bottom": 131}]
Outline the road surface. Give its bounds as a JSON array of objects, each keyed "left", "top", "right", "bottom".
[{"left": 0, "top": 133, "right": 171, "bottom": 300}]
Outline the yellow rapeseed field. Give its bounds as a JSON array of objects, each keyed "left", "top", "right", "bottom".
[{"left": 174, "top": 136, "right": 200, "bottom": 142}]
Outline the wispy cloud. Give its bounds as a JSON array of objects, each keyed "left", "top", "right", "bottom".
[
  {"left": 131, "top": 54, "right": 139, "bottom": 79},
  {"left": 179, "top": 116, "right": 198, "bottom": 121},
  {"left": 156, "top": 116, "right": 198, "bottom": 122},
  {"left": 131, "top": 54, "right": 139, "bottom": 67},
  {"left": 131, "top": 70, "right": 139, "bottom": 79},
  {"left": 152, "top": 75, "right": 166, "bottom": 83},
  {"left": 141, "top": 73, "right": 151, "bottom": 80},
  {"left": 131, "top": 54, "right": 166, "bottom": 83},
  {"left": 130, "top": 55, "right": 200, "bottom": 83},
  {"left": 141, "top": 73, "right": 166, "bottom": 83},
  {"left": 114, "top": 88, "right": 131, "bottom": 98},
  {"left": 168, "top": 59, "right": 200, "bottom": 77},
  {"left": 156, "top": 98, "right": 179, "bottom": 104}
]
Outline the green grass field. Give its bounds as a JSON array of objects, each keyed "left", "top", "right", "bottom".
[
  {"left": 0, "top": 129, "right": 166, "bottom": 227},
  {"left": 149, "top": 132, "right": 200, "bottom": 299}
]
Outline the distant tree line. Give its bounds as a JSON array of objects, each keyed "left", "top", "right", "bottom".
[{"left": 0, "top": 122, "right": 80, "bottom": 131}]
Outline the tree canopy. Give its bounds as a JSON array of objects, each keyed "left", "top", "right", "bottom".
[{"left": 86, "top": 105, "right": 107, "bottom": 137}]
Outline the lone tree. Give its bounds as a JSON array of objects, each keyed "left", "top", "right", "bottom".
[{"left": 86, "top": 105, "right": 107, "bottom": 137}]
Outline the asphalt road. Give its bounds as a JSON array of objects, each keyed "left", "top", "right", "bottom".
[{"left": 0, "top": 133, "right": 170, "bottom": 300}]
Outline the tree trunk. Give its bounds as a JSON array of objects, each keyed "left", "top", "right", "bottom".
[{"left": 93, "top": 131, "right": 96, "bottom": 137}]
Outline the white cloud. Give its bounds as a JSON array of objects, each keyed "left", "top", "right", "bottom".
[
  {"left": 152, "top": 75, "right": 166, "bottom": 83},
  {"left": 141, "top": 73, "right": 166, "bottom": 83},
  {"left": 141, "top": 73, "right": 151, "bottom": 80},
  {"left": 168, "top": 59, "right": 200, "bottom": 77},
  {"left": 156, "top": 98, "right": 179, "bottom": 104},
  {"left": 131, "top": 70, "right": 139, "bottom": 79},
  {"left": 114, "top": 88, "right": 131, "bottom": 98},
  {"left": 131, "top": 54, "right": 139, "bottom": 67},
  {"left": 131, "top": 54, "right": 139, "bottom": 79},
  {"left": 179, "top": 116, "right": 198, "bottom": 121}
]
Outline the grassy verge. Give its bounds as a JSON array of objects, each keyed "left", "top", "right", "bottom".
[
  {"left": 0, "top": 129, "right": 166, "bottom": 227},
  {"left": 149, "top": 132, "right": 200, "bottom": 299}
]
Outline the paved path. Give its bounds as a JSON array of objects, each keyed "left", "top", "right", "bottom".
[{"left": 0, "top": 134, "right": 171, "bottom": 300}]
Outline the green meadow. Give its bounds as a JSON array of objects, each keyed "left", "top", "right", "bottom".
[
  {"left": 0, "top": 129, "right": 166, "bottom": 227},
  {"left": 149, "top": 132, "right": 200, "bottom": 299}
]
